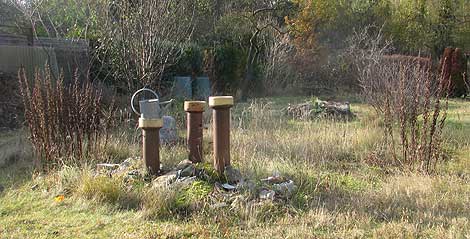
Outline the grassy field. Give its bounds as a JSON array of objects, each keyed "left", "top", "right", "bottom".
[{"left": 0, "top": 96, "right": 469, "bottom": 238}]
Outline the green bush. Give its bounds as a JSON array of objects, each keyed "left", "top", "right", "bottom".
[
  {"left": 212, "top": 44, "right": 246, "bottom": 95},
  {"left": 171, "top": 43, "right": 204, "bottom": 76}
]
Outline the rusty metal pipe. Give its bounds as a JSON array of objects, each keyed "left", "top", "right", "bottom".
[
  {"left": 139, "top": 118, "right": 163, "bottom": 175},
  {"left": 209, "top": 96, "right": 234, "bottom": 175},
  {"left": 184, "top": 101, "right": 206, "bottom": 163}
]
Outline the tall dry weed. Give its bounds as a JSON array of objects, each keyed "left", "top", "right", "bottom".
[
  {"left": 348, "top": 26, "right": 451, "bottom": 173},
  {"left": 18, "top": 67, "right": 116, "bottom": 171}
]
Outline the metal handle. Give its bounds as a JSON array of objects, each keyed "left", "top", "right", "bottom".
[{"left": 131, "top": 88, "right": 160, "bottom": 116}]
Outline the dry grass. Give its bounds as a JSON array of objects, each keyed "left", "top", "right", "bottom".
[
  {"left": 0, "top": 96, "right": 469, "bottom": 238},
  {"left": 0, "top": 130, "right": 32, "bottom": 168}
]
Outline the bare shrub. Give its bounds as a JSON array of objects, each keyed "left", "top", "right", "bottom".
[
  {"left": 348, "top": 26, "right": 450, "bottom": 173},
  {"left": 18, "top": 67, "right": 116, "bottom": 171},
  {"left": 96, "top": 0, "right": 196, "bottom": 91},
  {"left": 261, "top": 34, "right": 297, "bottom": 95}
]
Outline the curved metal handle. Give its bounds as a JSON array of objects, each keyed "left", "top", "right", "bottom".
[{"left": 130, "top": 88, "right": 160, "bottom": 116}]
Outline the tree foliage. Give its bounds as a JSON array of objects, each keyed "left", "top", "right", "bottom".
[
  {"left": 287, "top": 0, "right": 470, "bottom": 56},
  {"left": 6, "top": 0, "right": 470, "bottom": 96}
]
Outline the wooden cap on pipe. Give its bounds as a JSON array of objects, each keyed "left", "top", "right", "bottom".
[
  {"left": 209, "top": 96, "right": 234, "bottom": 108},
  {"left": 139, "top": 118, "right": 163, "bottom": 128},
  {"left": 184, "top": 101, "right": 206, "bottom": 112}
]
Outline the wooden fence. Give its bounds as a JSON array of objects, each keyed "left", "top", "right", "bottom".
[{"left": 0, "top": 33, "right": 89, "bottom": 82}]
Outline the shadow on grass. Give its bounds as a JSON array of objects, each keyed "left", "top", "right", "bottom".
[
  {"left": 0, "top": 160, "right": 35, "bottom": 192},
  {"left": 305, "top": 174, "right": 469, "bottom": 228}
]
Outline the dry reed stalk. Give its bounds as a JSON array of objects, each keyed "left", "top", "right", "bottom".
[
  {"left": 370, "top": 58, "right": 450, "bottom": 173},
  {"left": 18, "top": 67, "right": 116, "bottom": 171}
]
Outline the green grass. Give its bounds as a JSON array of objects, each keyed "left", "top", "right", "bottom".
[{"left": 1, "top": 97, "right": 469, "bottom": 238}]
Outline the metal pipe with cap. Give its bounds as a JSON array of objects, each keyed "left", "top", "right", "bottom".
[
  {"left": 209, "top": 96, "right": 234, "bottom": 175},
  {"left": 139, "top": 118, "right": 163, "bottom": 174},
  {"left": 131, "top": 88, "right": 167, "bottom": 175},
  {"left": 184, "top": 101, "right": 206, "bottom": 163}
]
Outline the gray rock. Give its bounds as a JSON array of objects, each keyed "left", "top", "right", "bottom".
[
  {"left": 176, "top": 159, "right": 193, "bottom": 170},
  {"left": 224, "top": 166, "right": 242, "bottom": 184},
  {"left": 221, "top": 183, "right": 236, "bottom": 190},
  {"left": 210, "top": 202, "right": 228, "bottom": 209},
  {"left": 273, "top": 180, "right": 297, "bottom": 198},
  {"left": 96, "top": 163, "right": 120, "bottom": 171},
  {"left": 160, "top": 116, "right": 178, "bottom": 144},
  {"left": 109, "top": 157, "right": 141, "bottom": 176},
  {"left": 261, "top": 175, "right": 285, "bottom": 184},
  {"left": 175, "top": 176, "right": 197, "bottom": 187},
  {"left": 179, "top": 164, "right": 196, "bottom": 177},
  {"left": 119, "top": 157, "right": 139, "bottom": 169},
  {"left": 152, "top": 170, "right": 178, "bottom": 188},
  {"left": 259, "top": 189, "right": 276, "bottom": 200},
  {"left": 124, "top": 170, "right": 142, "bottom": 180}
]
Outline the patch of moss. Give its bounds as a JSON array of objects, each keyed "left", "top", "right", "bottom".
[
  {"left": 331, "top": 173, "right": 368, "bottom": 192},
  {"left": 195, "top": 162, "right": 224, "bottom": 183},
  {"left": 175, "top": 180, "right": 213, "bottom": 209}
]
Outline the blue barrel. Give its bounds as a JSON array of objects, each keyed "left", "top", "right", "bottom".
[
  {"left": 193, "top": 76, "right": 211, "bottom": 100},
  {"left": 172, "top": 76, "right": 192, "bottom": 99}
]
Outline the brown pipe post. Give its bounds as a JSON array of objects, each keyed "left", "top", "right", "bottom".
[
  {"left": 209, "top": 96, "right": 234, "bottom": 175},
  {"left": 139, "top": 118, "right": 163, "bottom": 175},
  {"left": 184, "top": 101, "right": 206, "bottom": 163}
]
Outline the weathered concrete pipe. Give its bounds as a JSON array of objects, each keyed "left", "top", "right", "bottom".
[
  {"left": 184, "top": 101, "right": 206, "bottom": 163},
  {"left": 209, "top": 96, "right": 234, "bottom": 175},
  {"left": 139, "top": 118, "right": 163, "bottom": 175}
]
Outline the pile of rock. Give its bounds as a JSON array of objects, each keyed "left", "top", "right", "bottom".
[
  {"left": 286, "top": 99, "right": 355, "bottom": 120},
  {"left": 95, "top": 158, "right": 298, "bottom": 209},
  {"left": 151, "top": 160, "right": 199, "bottom": 189},
  {"left": 207, "top": 171, "right": 297, "bottom": 210},
  {"left": 96, "top": 157, "right": 145, "bottom": 182},
  {"left": 204, "top": 174, "right": 297, "bottom": 211},
  {"left": 259, "top": 172, "right": 297, "bottom": 200}
]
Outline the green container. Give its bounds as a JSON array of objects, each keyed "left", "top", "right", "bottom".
[
  {"left": 172, "top": 76, "right": 192, "bottom": 99},
  {"left": 193, "top": 76, "right": 211, "bottom": 100}
]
